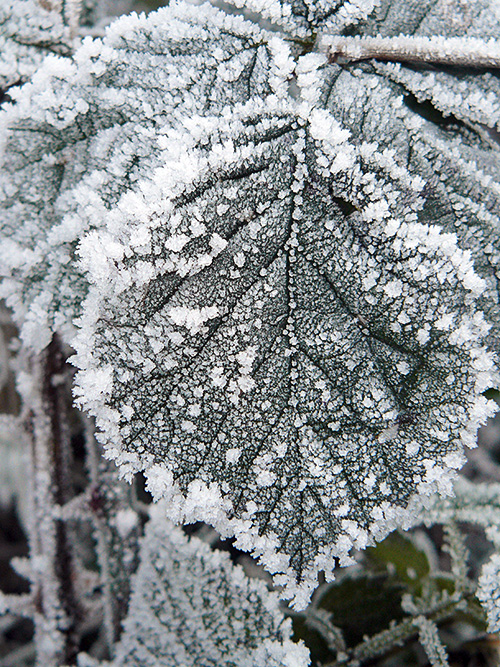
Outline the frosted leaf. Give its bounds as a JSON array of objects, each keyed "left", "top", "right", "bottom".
[
  {"left": 354, "top": 0, "right": 500, "bottom": 130},
  {"left": 75, "top": 107, "right": 498, "bottom": 607},
  {"left": 0, "top": 0, "right": 71, "bottom": 91},
  {"left": 360, "top": 0, "right": 500, "bottom": 39},
  {"left": 0, "top": 1, "right": 293, "bottom": 350},
  {"left": 319, "top": 63, "right": 500, "bottom": 357},
  {"left": 374, "top": 61, "right": 500, "bottom": 131},
  {"left": 111, "top": 502, "right": 310, "bottom": 667},
  {"left": 477, "top": 553, "right": 500, "bottom": 633},
  {"left": 219, "top": 0, "right": 379, "bottom": 39}
]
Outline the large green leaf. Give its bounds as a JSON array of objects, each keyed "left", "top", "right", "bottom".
[{"left": 74, "top": 106, "right": 497, "bottom": 607}]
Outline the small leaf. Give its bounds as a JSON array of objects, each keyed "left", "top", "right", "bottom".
[
  {"left": 317, "top": 573, "right": 405, "bottom": 646},
  {"left": 111, "top": 503, "right": 310, "bottom": 667},
  {"left": 366, "top": 531, "right": 431, "bottom": 592}
]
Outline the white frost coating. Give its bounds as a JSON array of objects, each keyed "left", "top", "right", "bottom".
[
  {"left": 112, "top": 503, "right": 310, "bottom": 667},
  {"left": 75, "top": 101, "right": 498, "bottom": 607},
  {"left": 319, "top": 60, "right": 500, "bottom": 358},
  {"left": 0, "top": 0, "right": 292, "bottom": 350},
  {"left": 221, "top": 0, "right": 379, "bottom": 38},
  {"left": 323, "top": 35, "right": 500, "bottom": 69},
  {"left": 413, "top": 616, "right": 450, "bottom": 667},
  {"left": 477, "top": 553, "right": 500, "bottom": 633},
  {"left": 380, "top": 62, "right": 500, "bottom": 130},
  {"left": 354, "top": 0, "right": 500, "bottom": 132},
  {"left": 168, "top": 305, "right": 220, "bottom": 334},
  {"left": 0, "top": 0, "right": 71, "bottom": 90}
]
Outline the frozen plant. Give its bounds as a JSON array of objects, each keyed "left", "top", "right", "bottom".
[
  {"left": 0, "top": 0, "right": 499, "bottom": 664},
  {"left": 106, "top": 502, "right": 309, "bottom": 667}
]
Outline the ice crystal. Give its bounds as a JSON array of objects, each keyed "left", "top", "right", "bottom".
[
  {"left": 1, "top": 0, "right": 499, "bottom": 611},
  {"left": 0, "top": 0, "right": 72, "bottom": 91},
  {"left": 74, "top": 101, "right": 498, "bottom": 606},
  {"left": 0, "top": 1, "right": 292, "bottom": 350},
  {"left": 356, "top": 0, "right": 500, "bottom": 131},
  {"left": 413, "top": 616, "right": 449, "bottom": 667},
  {"left": 111, "top": 503, "right": 310, "bottom": 667},
  {"left": 318, "top": 61, "right": 500, "bottom": 356},
  {"left": 477, "top": 553, "right": 500, "bottom": 633},
  {"left": 219, "top": 0, "right": 378, "bottom": 38}
]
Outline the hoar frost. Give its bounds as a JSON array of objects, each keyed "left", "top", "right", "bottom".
[
  {"left": 111, "top": 503, "right": 310, "bottom": 667},
  {"left": 0, "top": 0, "right": 498, "bottom": 611},
  {"left": 75, "top": 99, "right": 498, "bottom": 606},
  {"left": 0, "top": 1, "right": 293, "bottom": 350}
]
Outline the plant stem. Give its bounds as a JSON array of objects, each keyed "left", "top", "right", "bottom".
[
  {"left": 325, "top": 595, "right": 474, "bottom": 666},
  {"left": 323, "top": 35, "right": 500, "bottom": 69},
  {"left": 27, "top": 334, "right": 81, "bottom": 666}
]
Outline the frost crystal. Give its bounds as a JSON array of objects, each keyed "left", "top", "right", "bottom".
[
  {"left": 356, "top": 0, "right": 500, "bottom": 132},
  {"left": 111, "top": 503, "right": 310, "bottom": 667},
  {"left": 220, "top": 0, "right": 378, "bottom": 38},
  {"left": 319, "top": 60, "right": 500, "bottom": 357},
  {"left": 0, "top": 1, "right": 292, "bottom": 350},
  {"left": 75, "top": 101, "right": 498, "bottom": 606},
  {"left": 477, "top": 553, "right": 500, "bottom": 633},
  {"left": 2, "top": 0, "right": 499, "bottom": 611},
  {"left": 0, "top": 0, "right": 71, "bottom": 91}
]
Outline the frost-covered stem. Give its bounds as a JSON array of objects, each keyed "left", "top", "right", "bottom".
[
  {"left": 83, "top": 418, "right": 119, "bottom": 654},
  {"left": 413, "top": 616, "right": 450, "bottom": 667},
  {"left": 325, "top": 594, "right": 474, "bottom": 666},
  {"left": 442, "top": 522, "right": 469, "bottom": 594},
  {"left": 27, "top": 334, "right": 81, "bottom": 665},
  {"left": 324, "top": 35, "right": 500, "bottom": 69}
]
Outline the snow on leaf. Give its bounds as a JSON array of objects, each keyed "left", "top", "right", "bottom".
[
  {"left": 111, "top": 502, "right": 310, "bottom": 667},
  {"left": 74, "top": 105, "right": 498, "bottom": 607},
  {"left": 0, "top": 0, "right": 293, "bottom": 350},
  {"left": 0, "top": 0, "right": 72, "bottom": 91}
]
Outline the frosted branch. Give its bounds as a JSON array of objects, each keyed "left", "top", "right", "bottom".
[
  {"left": 413, "top": 616, "right": 450, "bottom": 667},
  {"left": 23, "top": 336, "right": 82, "bottom": 666},
  {"left": 323, "top": 35, "right": 500, "bottom": 69}
]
